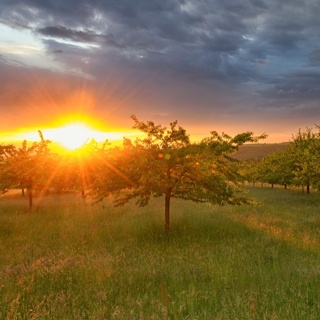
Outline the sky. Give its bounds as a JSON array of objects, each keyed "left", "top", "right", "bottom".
[{"left": 1, "top": 0, "right": 320, "bottom": 143}]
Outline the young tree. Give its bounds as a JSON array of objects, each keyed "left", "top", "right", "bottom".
[
  {"left": 240, "top": 159, "right": 262, "bottom": 186},
  {"left": 270, "top": 148, "right": 295, "bottom": 189},
  {"left": 91, "top": 115, "right": 266, "bottom": 231},
  {"left": 290, "top": 128, "right": 320, "bottom": 193},
  {"left": 0, "top": 144, "right": 16, "bottom": 194},
  {"left": 258, "top": 149, "right": 295, "bottom": 189},
  {"left": 2, "top": 131, "right": 54, "bottom": 211}
]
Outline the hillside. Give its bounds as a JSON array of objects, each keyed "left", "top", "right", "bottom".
[{"left": 234, "top": 142, "right": 289, "bottom": 160}]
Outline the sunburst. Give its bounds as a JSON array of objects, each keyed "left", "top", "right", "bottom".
[
  {"left": 42, "top": 121, "right": 123, "bottom": 150},
  {"left": 48, "top": 123, "right": 101, "bottom": 150}
]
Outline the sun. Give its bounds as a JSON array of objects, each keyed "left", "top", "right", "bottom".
[
  {"left": 54, "top": 123, "right": 97, "bottom": 150},
  {"left": 4, "top": 116, "right": 133, "bottom": 152},
  {"left": 44, "top": 122, "right": 111, "bottom": 150}
]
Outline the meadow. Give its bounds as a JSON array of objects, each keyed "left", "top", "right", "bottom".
[{"left": 0, "top": 187, "right": 320, "bottom": 319}]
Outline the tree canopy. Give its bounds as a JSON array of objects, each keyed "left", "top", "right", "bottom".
[
  {"left": 241, "top": 126, "right": 320, "bottom": 192},
  {"left": 90, "top": 115, "right": 267, "bottom": 231},
  {"left": 0, "top": 131, "right": 53, "bottom": 211}
]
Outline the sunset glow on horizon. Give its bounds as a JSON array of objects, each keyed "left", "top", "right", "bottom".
[
  {"left": 0, "top": 115, "right": 297, "bottom": 150},
  {"left": 44, "top": 123, "right": 117, "bottom": 150},
  {"left": 0, "top": 117, "right": 138, "bottom": 152},
  {"left": 1, "top": 1, "right": 320, "bottom": 145}
]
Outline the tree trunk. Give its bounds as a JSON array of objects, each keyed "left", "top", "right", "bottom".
[
  {"left": 21, "top": 188, "right": 25, "bottom": 197},
  {"left": 164, "top": 189, "right": 172, "bottom": 232},
  {"left": 284, "top": 184, "right": 287, "bottom": 190},
  {"left": 28, "top": 188, "right": 33, "bottom": 212},
  {"left": 307, "top": 184, "right": 310, "bottom": 194}
]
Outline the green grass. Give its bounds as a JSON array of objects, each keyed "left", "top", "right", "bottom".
[{"left": 0, "top": 188, "right": 320, "bottom": 319}]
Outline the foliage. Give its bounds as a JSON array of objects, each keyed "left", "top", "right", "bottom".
[
  {"left": 289, "top": 128, "right": 320, "bottom": 192},
  {"left": 50, "top": 139, "right": 108, "bottom": 195},
  {"left": 239, "top": 159, "right": 262, "bottom": 186},
  {"left": 242, "top": 126, "right": 320, "bottom": 192},
  {"left": 0, "top": 131, "right": 53, "bottom": 211},
  {"left": 90, "top": 115, "right": 267, "bottom": 230},
  {"left": 258, "top": 148, "right": 295, "bottom": 188},
  {"left": 0, "top": 144, "right": 16, "bottom": 193}
]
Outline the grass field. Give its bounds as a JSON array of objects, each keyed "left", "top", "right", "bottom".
[{"left": 0, "top": 187, "right": 320, "bottom": 319}]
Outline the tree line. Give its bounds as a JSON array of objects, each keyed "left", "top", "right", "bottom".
[
  {"left": 8, "top": 115, "right": 315, "bottom": 231},
  {"left": 241, "top": 126, "right": 320, "bottom": 193}
]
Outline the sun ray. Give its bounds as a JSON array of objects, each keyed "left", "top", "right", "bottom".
[
  {"left": 50, "top": 123, "right": 96, "bottom": 150},
  {"left": 41, "top": 120, "right": 123, "bottom": 151}
]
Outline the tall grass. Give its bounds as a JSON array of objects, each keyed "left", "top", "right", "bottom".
[{"left": 0, "top": 187, "right": 320, "bottom": 319}]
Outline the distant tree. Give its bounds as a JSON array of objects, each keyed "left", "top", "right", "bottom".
[
  {"left": 0, "top": 144, "right": 16, "bottom": 194},
  {"left": 289, "top": 128, "right": 320, "bottom": 193},
  {"left": 240, "top": 159, "right": 262, "bottom": 186},
  {"left": 72, "top": 138, "right": 110, "bottom": 197},
  {"left": 47, "top": 153, "right": 70, "bottom": 193},
  {"left": 258, "top": 149, "right": 295, "bottom": 189},
  {"left": 2, "top": 131, "right": 54, "bottom": 211},
  {"left": 36, "top": 138, "right": 109, "bottom": 196},
  {"left": 90, "top": 115, "right": 267, "bottom": 231},
  {"left": 270, "top": 148, "right": 295, "bottom": 189},
  {"left": 252, "top": 127, "right": 320, "bottom": 192}
]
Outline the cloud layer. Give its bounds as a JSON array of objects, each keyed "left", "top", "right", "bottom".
[{"left": 1, "top": 0, "right": 320, "bottom": 139}]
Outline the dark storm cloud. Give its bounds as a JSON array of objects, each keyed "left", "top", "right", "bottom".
[
  {"left": 309, "top": 49, "right": 320, "bottom": 66},
  {"left": 1, "top": 0, "right": 320, "bottom": 135},
  {"left": 37, "top": 26, "right": 102, "bottom": 44},
  {"left": 262, "top": 70, "right": 320, "bottom": 102}
]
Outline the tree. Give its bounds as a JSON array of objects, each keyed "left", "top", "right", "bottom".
[
  {"left": 0, "top": 144, "right": 16, "bottom": 194},
  {"left": 91, "top": 115, "right": 266, "bottom": 231},
  {"left": 71, "top": 138, "right": 110, "bottom": 197},
  {"left": 258, "top": 149, "right": 295, "bottom": 189},
  {"left": 2, "top": 131, "right": 54, "bottom": 211},
  {"left": 289, "top": 128, "right": 320, "bottom": 193},
  {"left": 240, "top": 159, "right": 262, "bottom": 186},
  {"left": 269, "top": 148, "right": 295, "bottom": 189},
  {"left": 252, "top": 127, "right": 320, "bottom": 192}
]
